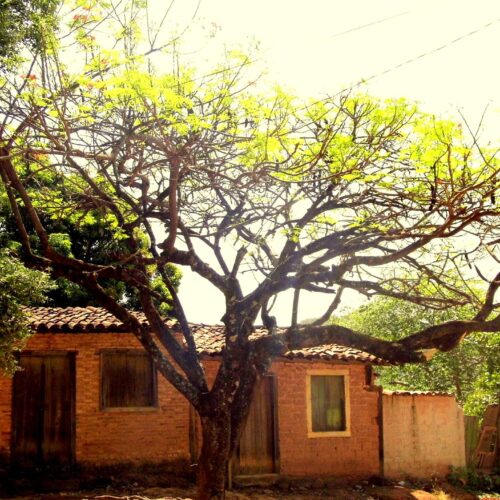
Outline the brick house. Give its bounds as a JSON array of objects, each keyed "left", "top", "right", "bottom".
[{"left": 0, "top": 307, "right": 465, "bottom": 479}]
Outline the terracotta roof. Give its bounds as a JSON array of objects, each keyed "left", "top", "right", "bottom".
[
  {"left": 383, "top": 389, "right": 453, "bottom": 397},
  {"left": 24, "top": 307, "right": 385, "bottom": 364},
  {"left": 284, "top": 344, "right": 384, "bottom": 364},
  {"left": 26, "top": 306, "right": 157, "bottom": 332},
  {"left": 188, "top": 323, "right": 385, "bottom": 364}
]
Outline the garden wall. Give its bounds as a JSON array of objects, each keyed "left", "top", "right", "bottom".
[{"left": 382, "top": 391, "right": 466, "bottom": 478}]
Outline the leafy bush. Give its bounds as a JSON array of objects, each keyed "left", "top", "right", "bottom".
[
  {"left": 0, "top": 253, "right": 53, "bottom": 374},
  {"left": 448, "top": 466, "right": 500, "bottom": 492}
]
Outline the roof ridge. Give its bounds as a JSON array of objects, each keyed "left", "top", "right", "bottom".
[{"left": 22, "top": 306, "right": 386, "bottom": 364}]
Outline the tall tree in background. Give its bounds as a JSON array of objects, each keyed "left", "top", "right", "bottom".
[
  {"left": 0, "top": 0, "right": 60, "bottom": 67},
  {"left": 0, "top": 177, "right": 181, "bottom": 310},
  {"left": 0, "top": 2, "right": 499, "bottom": 498},
  {"left": 341, "top": 297, "right": 500, "bottom": 416}
]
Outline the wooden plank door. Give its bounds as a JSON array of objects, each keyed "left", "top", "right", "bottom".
[
  {"left": 11, "top": 356, "right": 44, "bottom": 466},
  {"left": 12, "top": 354, "right": 75, "bottom": 467},
  {"left": 234, "top": 375, "right": 278, "bottom": 476}
]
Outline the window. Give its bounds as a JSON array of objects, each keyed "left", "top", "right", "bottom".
[
  {"left": 101, "top": 351, "right": 157, "bottom": 409},
  {"left": 306, "top": 370, "right": 350, "bottom": 437}
]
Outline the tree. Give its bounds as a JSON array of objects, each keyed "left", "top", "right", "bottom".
[
  {"left": 0, "top": 0, "right": 60, "bottom": 67},
  {"left": 0, "top": 0, "right": 181, "bottom": 310},
  {"left": 0, "top": 176, "right": 182, "bottom": 310},
  {"left": 340, "top": 296, "right": 500, "bottom": 416},
  {"left": 0, "top": 252, "right": 53, "bottom": 374},
  {"left": 0, "top": 3, "right": 499, "bottom": 498}
]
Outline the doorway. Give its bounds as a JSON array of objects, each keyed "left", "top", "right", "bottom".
[
  {"left": 234, "top": 374, "right": 278, "bottom": 475},
  {"left": 12, "top": 353, "right": 75, "bottom": 467}
]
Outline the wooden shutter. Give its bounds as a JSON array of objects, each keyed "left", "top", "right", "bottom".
[
  {"left": 101, "top": 351, "right": 156, "bottom": 408},
  {"left": 12, "top": 356, "right": 44, "bottom": 465},
  {"left": 310, "top": 375, "right": 346, "bottom": 432},
  {"left": 42, "top": 355, "right": 75, "bottom": 464}
]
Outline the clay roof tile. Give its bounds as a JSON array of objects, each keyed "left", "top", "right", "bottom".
[{"left": 24, "top": 307, "right": 386, "bottom": 364}]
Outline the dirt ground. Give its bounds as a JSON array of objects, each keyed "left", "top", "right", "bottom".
[{"left": 5, "top": 482, "right": 500, "bottom": 500}]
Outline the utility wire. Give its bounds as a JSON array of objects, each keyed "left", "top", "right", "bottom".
[
  {"left": 359, "top": 16, "right": 500, "bottom": 86},
  {"left": 329, "top": 11, "right": 409, "bottom": 39},
  {"left": 301, "top": 15, "right": 500, "bottom": 115},
  {"left": 166, "top": 14, "right": 500, "bottom": 114}
]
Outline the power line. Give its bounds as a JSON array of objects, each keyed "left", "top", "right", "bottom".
[
  {"left": 302, "top": 15, "right": 500, "bottom": 114},
  {"left": 329, "top": 11, "right": 409, "bottom": 39},
  {"left": 359, "top": 16, "right": 500, "bottom": 86}
]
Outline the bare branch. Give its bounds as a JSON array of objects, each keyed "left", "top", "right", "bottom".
[{"left": 310, "top": 287, "right": 344, "bottom": 326}]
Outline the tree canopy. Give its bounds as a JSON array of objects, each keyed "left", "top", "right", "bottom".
[
  {"left": 0, "top": 3, "right": 499, "bottom": 498},
  {"left": 0, "top": 0, "right": 60, "bottom": 67},
  {"left": 0, "top": 181, "right": 181, "bottom": 310}
]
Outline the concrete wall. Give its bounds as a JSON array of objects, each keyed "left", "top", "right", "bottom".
[{"left": 382, "top": 392, "right": 466, "bottom": 478}]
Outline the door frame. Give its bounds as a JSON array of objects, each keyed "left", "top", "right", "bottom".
[
  {"left": 269, "top": 374, "right": 280, "bottom": 473},
  {"left": 11, "top": 351, "right": 77, "bottom": 468}
]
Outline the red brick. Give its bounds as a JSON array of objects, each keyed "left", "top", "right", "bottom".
[{"left": 1, "top": 333, "right": 381, "bottom": 477}]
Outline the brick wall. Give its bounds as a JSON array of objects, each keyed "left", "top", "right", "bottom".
[
  {"left": 382, "top": 393, "right": 466, "bottom": 478},
  {"left": 273, "top": 360, "right": 380, "bottom": 477},
  {"left": 1, "top": 334, "right": 381, "bottom": 477},
  {"left": 0, "top": 332, "right": 191, "bottom": 465}
]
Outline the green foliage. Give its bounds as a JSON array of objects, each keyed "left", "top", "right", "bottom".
[
  {"left": 340, "top": 297, "right": 500, "bottom": 416},
  {"left": 0, "top": 167, "right": 181, "bottom": 310},
  {"left": 124, "top": 264, "right": 182, "bottom": 316},
  {"left": 0, "top": 253, "right": 53, "bottom": 374},
  {"left": 0, "top": 0, "right": 60, "bottom": 67},
  {"left": 0, "top": 0, "right": 497, "bottom": 383},
  {"left": 464, "top": 370, "right": 500, "bottom": 417},
  {"left": 448, "top": 466, "right": 500, "bottom": 492}
]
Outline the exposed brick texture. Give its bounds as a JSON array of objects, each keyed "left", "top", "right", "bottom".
[
  {"left": 273, "top": 360, "right": 380, "bottom": 477},
  {"left": 0, "top": 375, "right": 11, "bottom": 461},
  {"left": 382, "top": 393, "right": 466, "bottom": 478},
  {"left": 1, "top": 334, "right": 381, "bottom": 477},
  {"left": 0, "top": 333, "right": 190, "bottom": 465},
  {"left": 1, "top": 325, "right": 467, "bottom": 480}
]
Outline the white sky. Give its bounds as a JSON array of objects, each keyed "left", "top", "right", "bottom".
[{"left": 152, "top": 0, "right": 500, "bottom": 324}]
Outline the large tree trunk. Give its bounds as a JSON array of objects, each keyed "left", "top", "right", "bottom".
[
  {"left": 195, "top": 310, "right": 263, "bottom": 499},
  {"left": 196, "top": 413, "right": 232, "bottom": 500},
  {"left": 195, "top": 366, "right": 260, "bottom": 499}
]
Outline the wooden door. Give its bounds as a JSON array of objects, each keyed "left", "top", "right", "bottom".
[
  {"left": 234, "top": 375, "right": 278, "bottom": 476},
  {"left": 12, "top": 354, "right": 75, "bottom": 467}
]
